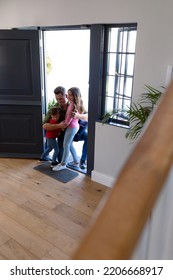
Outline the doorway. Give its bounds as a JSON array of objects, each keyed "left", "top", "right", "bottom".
[{"left": 43, "top": 28, "right": 90, "bottom": 174}]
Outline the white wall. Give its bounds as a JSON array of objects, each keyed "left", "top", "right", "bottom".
[
  {"left": 92, "top": 122, "right": 135, "bottom": 187},
  {"left": 132, "top": 166, "right": 173, "bottom": 259},
  {"left": 1, "top": 0, "right": 173, "bottom": 186}
]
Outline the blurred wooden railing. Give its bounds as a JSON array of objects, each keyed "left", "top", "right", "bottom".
[{"left": 72, "top": 80, "right": 173, "bottom": 260}]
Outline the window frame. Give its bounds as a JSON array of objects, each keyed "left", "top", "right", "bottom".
[{"left": 101, "top": 23, "right": 137, "bottom": 127}]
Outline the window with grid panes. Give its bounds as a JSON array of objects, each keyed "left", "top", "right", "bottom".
[{"left": 103, "top": 24, "right": 137, "bottom": 126}]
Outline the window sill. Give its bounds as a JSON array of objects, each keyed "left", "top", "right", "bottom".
[{"left": 97, "top": 119, "right": 129, "bottom": 129}]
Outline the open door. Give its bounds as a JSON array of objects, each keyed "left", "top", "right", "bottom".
[
  {"left": 0, "top": 29, "right": 43, "bottom": 158},
  {"left": 43, "top": 28, "right": 90, "bottom": 174}
]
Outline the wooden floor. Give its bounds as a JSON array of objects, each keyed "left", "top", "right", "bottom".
[{"left": 0, "top": 158, "right": 108, "bottom": 260}]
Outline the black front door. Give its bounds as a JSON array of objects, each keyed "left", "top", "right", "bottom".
[{"left": 0, "top": 29, "right": 43, "bottom": 158}]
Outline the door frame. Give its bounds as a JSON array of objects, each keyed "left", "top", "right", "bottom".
[{"left": 41, "top": 25, "right": 95, "bottom": 175}]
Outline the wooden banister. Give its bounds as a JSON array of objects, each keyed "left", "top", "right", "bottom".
[{"left": 72, "top": 80, "right": 173, "bottom": 260}]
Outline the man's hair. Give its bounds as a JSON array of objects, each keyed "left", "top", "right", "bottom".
[{"left": 54, "top": 86, "right": 66, "bottom": 95}]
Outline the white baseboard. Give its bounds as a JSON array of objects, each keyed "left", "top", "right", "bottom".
[{"left": 91, "top": 170, "right": 115, "bottom": 188}]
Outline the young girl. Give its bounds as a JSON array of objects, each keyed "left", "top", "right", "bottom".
[
  {"left": 52, "top": 87, "right": 84, "bottom": 171},
  {"left": 40, "top": 107, "right": 62, "bottom": 168}
]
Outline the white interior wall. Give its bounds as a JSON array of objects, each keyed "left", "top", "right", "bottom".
[
  {"left": 132, "top": 166, "right": 173, "bottom": 260},
  {"left": 1, "top": 0, "right": 173, "bottom": 187},
  {"left": 91, "top": 122, "right": 135, "bottom": 187}
]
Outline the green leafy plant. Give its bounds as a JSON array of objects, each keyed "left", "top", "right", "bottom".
[
  {"left": 102, "top": 85, "right": 164, "bottom": 140},
  {"left": 48, "top": 98, "right": 56, "bottom": 110},
  {"left": 46, "top": 52, "right": 53, "bottom": 74}
]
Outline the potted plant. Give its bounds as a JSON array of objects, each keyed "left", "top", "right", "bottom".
[{"left": 102, "top": 85, "right": 164, "bottom": 140}]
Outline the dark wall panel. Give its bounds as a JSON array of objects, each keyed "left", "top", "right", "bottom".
[
  {"left": 0, "top": 105, "right": 43, "bottom": 155},
  {"left": 0, "top": 30, "right": 43, "bottom": 158}
]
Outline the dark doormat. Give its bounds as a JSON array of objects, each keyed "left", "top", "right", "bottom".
[
  {"left": 34, "top": 162, "right": 79, "bottom": 183},
  {"left": 66, "top": 163, "right": 87, "bottom": 174}
]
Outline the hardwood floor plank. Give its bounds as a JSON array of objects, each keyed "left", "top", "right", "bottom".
[
  {"left": 0, "top": 197, "right": 79, "bottom": 256},
  {"left": 0, "top": 229, "right": 11, "bottom": 246},
  {"left": 31, "top": 177, "right": 100, "bottom": 216},
  {"left": 0, "top": 212, "right": 54, "bottom": 258},
  {"left": 21, "top": 199, "right": 86, "bottom": 241},
  {"left": 0, "top": 178, "right": 59, "bottom": 209},
  {"left": 0, "top": 158, "right": 108, "bottom": 259},
  {"left": 0, "top": 239, "right": 38, "bottom": 260},
  {"left": 53, "top": 203, "right": 91, "bottom": 228},
  {"left": 42, "top": 247, "right": 69, "bottom": 260}
]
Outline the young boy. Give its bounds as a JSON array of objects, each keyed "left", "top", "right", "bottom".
[{"left": 40, "top": 107, "right": 62, "bottom": 168}]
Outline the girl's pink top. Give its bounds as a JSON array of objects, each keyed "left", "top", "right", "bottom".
[{"left": 63, "top": 102, "right": 79, "bottom": 129}]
